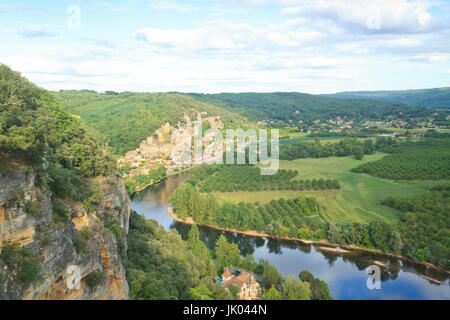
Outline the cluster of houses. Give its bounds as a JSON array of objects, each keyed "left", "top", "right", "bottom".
[{"left": 117, "top": 113, "right": 224, "bottom": 177}]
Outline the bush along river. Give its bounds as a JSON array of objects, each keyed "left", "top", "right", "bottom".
[{"left": 131, "top": 173, "right": 450, "bottom": 300}]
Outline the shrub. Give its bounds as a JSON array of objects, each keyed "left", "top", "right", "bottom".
[
  {"left": 83, "top": 180, "right": 104, "bottom": 213},
  {"left": 0, "top": 244, "right": 42, "bottom": 286},
  {"left": 105, "top": 221, "right": 121, "bottom": 244},
  {"left": 80, "top": 227, "right": 92, "bottom": 240},
  {"left": 51, "top": 198, "right": 71, "bottom": 223},
  {"left": 0, "top": 271, "right": 5, "bottom": 293},
  {"left": 105, "top": 178, "right": 117, "bottom": 187},
  {"left": 0, "top": 244, "right": 22, "bottom": 270},
  {"left": 25, "top": 201, "right": 41, "bottom": 217},
  {"left": 73, "top": 230, "right": 87, "bottom": 254},
  {"left": 17, "top": 256, "right": 42, "bottom": 285},
  {"left": 86, "top": 271, "right": 105, "bottom": 288}
]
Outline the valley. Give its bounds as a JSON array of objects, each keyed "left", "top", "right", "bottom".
[{"left": 1, "top": 64, "right": 449, "bottom": 301}]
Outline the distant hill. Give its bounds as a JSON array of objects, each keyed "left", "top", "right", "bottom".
[
  {"left": 53, "top": 90, "right": 246, "bottom": 155},
  {"left": 185, "top": 92, "right": 433, "bottom": 123},
  {"left": 324, "top": 87, "right": 450, "bottom": 110}
]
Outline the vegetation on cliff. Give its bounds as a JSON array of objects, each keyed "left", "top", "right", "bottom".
[
  {"left": 0, "top": 65, "right": 129, "bottom": 299},
  {"left": 0, "top": 64, "right": 116, "bottom": 212}
]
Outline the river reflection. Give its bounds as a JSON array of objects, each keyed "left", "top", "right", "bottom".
[{"left": 131, "top": 173, "right": 450, "bottom": 300}]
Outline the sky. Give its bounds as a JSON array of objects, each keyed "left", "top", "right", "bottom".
[{"left": 0, "top": 0, "right": 449, "bottom": 93}]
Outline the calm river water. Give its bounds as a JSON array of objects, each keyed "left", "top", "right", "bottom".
[{"left": 131, "top": 173, "right": 450, "bottom": 300}]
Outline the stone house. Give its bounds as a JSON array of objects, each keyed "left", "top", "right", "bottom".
[{"left": 221, "top": 267, "right": 262, "bottom": 300}]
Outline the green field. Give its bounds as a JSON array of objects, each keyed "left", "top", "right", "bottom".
[
  {"left": 375, "top": 126, "right": 450, "bottom": 134},
  {"left": 210, "top": 154, "right": 440, "bottom": 225},
  {"left": 280, "top": 136, "right": 344, "bottom": 145}
]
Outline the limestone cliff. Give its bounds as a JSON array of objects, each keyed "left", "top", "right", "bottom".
[
  {"left": 118, "top": 113, "right": 224, "bottom": 176},
  {"left": 0, "top": 169, "right": 130, "bottom": 300}
]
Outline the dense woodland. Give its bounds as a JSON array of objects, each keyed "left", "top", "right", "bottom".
[
  {"left": 187, "top": 92, "right": 433, "bottom": 124},
  {"left": 125, "top": 211, "right": 233, "bottom": 300},
  {"left": 326, "top": 87, "right": 450, "bottom": 110},
  {"left": 125, "top": 211, "right": 328, "bottom": 300},
  {"left": 382, "top": 184, "right": 449, "bottom": 268}
]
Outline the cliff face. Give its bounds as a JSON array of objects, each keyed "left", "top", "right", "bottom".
[
  {"left": 0, "top": 169, "right": 130, "bottom": 300},
  {"left": 118, "top": 113, "right": 224, "bottom": 176}
]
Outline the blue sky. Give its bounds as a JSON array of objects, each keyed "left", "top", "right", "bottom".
[{"left": 0, "top": 0, "right": 449, "bottom": 93}]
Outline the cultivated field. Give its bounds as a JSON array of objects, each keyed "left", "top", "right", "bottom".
[{"left": 210, "top": 153, "right": 440, "bottom": 225}]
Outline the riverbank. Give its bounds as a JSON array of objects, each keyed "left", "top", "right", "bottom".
[
  {"left": 168, "top": 207, "right": 450, "bottom": 276},
  {"left": 133, "top": 165, "right": 199, "bottom": 194}
]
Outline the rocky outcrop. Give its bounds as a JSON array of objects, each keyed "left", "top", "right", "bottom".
[
  {"left": 0, "top": 170, "right": 130, "bottom": 300},
  {"left": 118, "top": 113, "right": 224, "bottom": 176}
]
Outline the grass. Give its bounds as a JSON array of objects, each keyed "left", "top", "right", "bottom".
[
  {"left": 209, "top": 153, "right": 442, "bottom": 225},
  {"left": 280, "top": 136, "right": 343, "bottom": 145},
  {"left": 279, "top": 136, "right": 372, "bottom": 145},
  {"left": 376, "top": 126, "right": 450, "bottom": 134}
]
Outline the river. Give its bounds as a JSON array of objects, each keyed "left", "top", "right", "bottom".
[{"left": 131, "top": 173, "right": 450, "bottom": 300}]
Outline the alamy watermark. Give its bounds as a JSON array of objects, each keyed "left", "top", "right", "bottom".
[
  {"left": 366, "top": 265, "right": 381, "bottom": 290},
  {"left": 66, "top": 265, "right": 81, "bottom": 290},
  {"left": 67, "top": 5, "right": 81, "bottom": 30},
  {"left": 170, "top": 121, "right": 279, "bottom": 175}
]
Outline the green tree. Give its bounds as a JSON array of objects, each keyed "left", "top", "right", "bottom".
[
  {"left": 315, "top": 135, "right": 320, "bottom": 145},
  {"left": 299, "top": 270, "right": 333, "bottom": 300},
  {"left": 281, "top": 275, "right": 311, "bottom": 300},
  {"left": 262, "top": 265, "right": 281, "bottom": 289},
  {"left": 188, "top": 225, "right": 211, "bottom": 262},
  {"left": 353, "top": 145, "right": 364, "bottom": 160},
  {"left": 189, "top": 283, "right": 213, "bottom": 300},
  {"left": 261, "top": 286, "right": 282, "bottom": 300},
  {"left": 389, "top": 231, "right": 403, "bottom": 254},
  {"left": 214, "top": 235, "right": 241, "bottom": 272}
]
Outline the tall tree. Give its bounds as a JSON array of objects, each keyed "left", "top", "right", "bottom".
[
  {"left": 281, "top": 275, "right": 311, "bottom": 300},
  {"left": 214, "top": 235, "right": 241, "bottom": 272}
]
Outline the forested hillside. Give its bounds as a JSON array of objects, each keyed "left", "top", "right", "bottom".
[
  {"left": 53, "top": 90, "right": 246, "bottom": 155},
  {"left": 325, "top": 87, "right": 450, "bottom": 110},
  {"left": 0, "top": 66, "right": 115, "bottom": 183},
  {"left": 186, "top": 92, "right": 432, "bottom": 124},
  {"left": 0, "top": 64, "right": 130, "bottom": 299}
]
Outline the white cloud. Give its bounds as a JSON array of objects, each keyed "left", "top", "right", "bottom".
[
  {"left": 19, "top": 26, "right": 57, "bottom": 38},
  {"left": 385, "top": 37, "right": 422, "bottom": 47},
  {"left": 428, "top": 54, "right": 448, "bottom": 63},
  {"left": 133, "top": 20, "right": 323, "bottom": 52},
  {"left": 133, "top": 24, "right": 244, "bottom": 52},
  {"left": 282, "top": 0, "right": 437, "bottom": 34},
  {"left": 2, "top": 0, "right": 449, "bottom": 93},
  {"left": 148, "top": 0, "right": 200, "bottom": 12}
]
